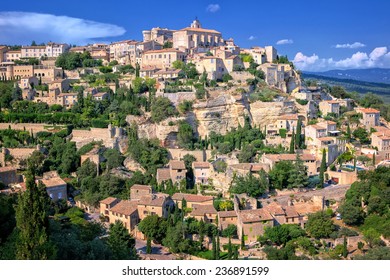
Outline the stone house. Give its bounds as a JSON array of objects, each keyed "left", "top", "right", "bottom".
[
  {"left": 137, "top": 193, "right": 173, "bottom": 220},
  {"left": 188, "top": 204, "right": 217, "bottom": 223},
  {"left": 260, "top": 153, "right": 318, "bottom": 176},
  {"left": 192, "top": 161, "right": 211, "bottom": 185},
  {"left": 108, "top": 200, "right": 140, "bottom": 233},
  {"left": 130, "top": 184, "right": 152, "bottom": 200},
  {"left": 371, "top": 126, "right": 390, "bottom": 160},
  {"left": 237, "top": 209, "right": 274, "bottom": 243},
  {"left": 218, "top": 210, "right": 238, "bottom": 231},
  {"left": 39, "top": 171, "right": 67, "bottom": 201},
  {"left": 156, "top": 160, "right": 186, "bottom": 185},
  {"left": 319, "top": 100, "right": 341, "bottom": 117},
  {"left": 171, "top": 193, "right": 214, "bottom": 209},
  {"left": 356, "top": 108, "right": 380, "bottom": 129},
  {"left": 0, "top": 166, "right": 22, "bottom": 186},
  {"left": 100, "top": 197, "right": 120, "bottom": 216}
]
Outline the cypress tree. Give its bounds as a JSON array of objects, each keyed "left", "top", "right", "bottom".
[
  {"left": 346, "top": 123, "right": 351, "bottom": 142},
  {"left": 373, "top": 153, "right": 376, "bottom": 166},
  {"left": 227, "top": 236, "right": 232, "bottom": 259},
  {"left": 135, "top": 63, "right": 140, "bottom": 78},
  {"left": 15, "top": 167, "right": 54, "bottom": 259},
  {"left": 343, "top": 236, "right": 348, "bottom": 258},
  {"left": 216, "top": 234, "right": 220, "bottom": 260},
  {"left": 212, "top": 236, "right": 217, "bottom": 260},
  {"left": 318, "top": 148, "right": 327, "bottom": 188},
  {"left": 290, "top": 129, "right": 295, "bottom": 154},
  {"left": 241, "top": 228, "right": 245, "bottom": 250},
  {"left": 233, "top": 246, "right": 239, "bottom": 260},
  {"left": 295, "top": 119, "right": 302, "bottom": 148}
]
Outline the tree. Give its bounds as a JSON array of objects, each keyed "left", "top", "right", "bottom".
[
  {"left": 103, "top": 149, "right": 124, "bottom": 171},
  {"left": 287, "top": 154, "right": 309, "bottom": 189},
  {"left": 227, "top": 236, "right": 233, "bottom": 259},
  {"left": 342, "top": 236, "right": 348, "bottom": 258},
  {"left": 222, "top": 224, "right": 237, "bottom": 238},
  {"left": 151, "top": 97, "right": 177, "bottom": 123},
  {"left": 289, "top": 130, "right": 295, "bottom": 154},
  {"left": 15, "top": 168, "right": 55, "bottom": 259},
  {"left": 135, "top": 63, "right": 140, "bottom": 78},
  {"left": 177, "top": 121, "right": 194, "bottom": 149},
  {"left": 295, "top": 119, "right": 302, "bottom": 148},
  {"left": 318, "top": 149, "right": 327, "bottom": 188},
  {"left": 238, "top": 144, "right": 256, "bottom": 163},
  {"left": 363, "top": 228, "right": 381, "bottom": 248},
  {"left": 212, "top": 236, "right": 217, "bottom": 260},
  {"left": 305, "top": 211, "right": 335, "bottom": 239},
  {"left": 107, "top": 221, "right": 137, "bottom": 260},
  {"left": 233, "top": 245, "right": 239, "bottom": 260},
  {"left": 338, "top": 202, "right": 365, "bottom": 225},
  {"left": 137, "top": 215, "right": 166, "bottom": 244},
  {"left": 230, "top": 171, "right": 268, "bottom": 198},
  {"left": 269, "top": 161, "right": 295, "bottom": 190},
  {"left": 241, "top": 228, "right": 245, "bottom": 249},
  {"left": 353, "top": 127, "right": 369, "bottom": 144},
  {"left": 346, "top": 123, "right": 351, "bottom": 141},
  {"left": 222, "top": 74, "right": 233, "bottom": 83},
  {"left": 216, "top": 234, "right": 220, "bottom": 260},
  {"left": 146, "top": 238, "right": 152, "bottom": 254}
]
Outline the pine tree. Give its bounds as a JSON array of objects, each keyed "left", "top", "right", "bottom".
[
  {"left": 15, "top": 167, "right": 54, "bottom": 259},
  {"left": 108, "top": 220, "right": 138, "bottom": 260},
  {"left": 318, "top": 148, "right": 327, "bottom": 188},
  {"left": 290, "top": 129, "right": 295, "bottom": 154},
  {"left": 288, "top": 154, "right": 309, "bottom": 189}
]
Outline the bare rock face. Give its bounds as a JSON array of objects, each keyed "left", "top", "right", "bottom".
[
  {"left": 123, "top": 156, "right": 146, "bottom": 173},
  {"left": 193, "top": 94, "right": 246, "bottom": 137},
  {"left": 250, "top": 100, "right": 297, "bottom": 129}
]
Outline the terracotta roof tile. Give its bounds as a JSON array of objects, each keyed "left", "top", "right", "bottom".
[
  {"left": 239, "top": 209, "right": 273, "bottom": 223},
  {"left": 218, "top": 210, "right": 237, "bottom": 218},
  {"left": 110, "top": 200, "right": 138, "bottom": 216},
  {"left": 192, "top": 162, "right": 210, "bottom": 169},
  {"left": 100, "top": 197, "right": 119, "bottom": 205},
  {"left": 169, "top": 160, "right": 185, "bottom": 170},
  {"left": 190, "top": 204, "right": 217, "bottom": 216}
]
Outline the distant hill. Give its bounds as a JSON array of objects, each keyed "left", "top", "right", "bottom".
[
  {"left": 301, "top": 72, "right": 390, "bottom": 103},
  {"left": 304, "top": 68, "right": 390, "bottom": 84}
]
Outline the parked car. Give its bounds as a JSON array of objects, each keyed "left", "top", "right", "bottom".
[{"left": 336, "top": 213, "right": 342, "bottom": 220}]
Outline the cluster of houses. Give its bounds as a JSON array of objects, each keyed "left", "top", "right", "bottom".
[
  {"left": 0, "top": 18, "right": 298, "bottom": 103},
  {"left": 99, "top": 183, "right": 325, "bottom": 243}
]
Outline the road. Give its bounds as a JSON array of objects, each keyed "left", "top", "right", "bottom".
[{"left": 135, "top": 239, "right": 176, "bottom": 260}]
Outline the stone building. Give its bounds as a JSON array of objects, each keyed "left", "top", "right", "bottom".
[
  {"left": 237, "top": 209, "right": 274, "bottom": 243},
  {"left": 356, "top": 107, "right": 380, "bottom": 129},
  {"left": 156, "top": 160, "right": 186, "bottom": 185},
  {"left": 173, "top": 19, "right": 223, "bottom": 49}
]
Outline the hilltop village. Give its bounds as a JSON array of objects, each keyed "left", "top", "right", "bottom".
[{"left": 0, "top": 19, "right": 389, "bottom": 260}]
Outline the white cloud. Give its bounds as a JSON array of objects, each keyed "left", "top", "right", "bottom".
[
  {"left": 334, "top": 42, "right": 366, "bottom": 49},
  {"left": 293, "top": 47, "right": 390, "bottom": 71},
  {"left": 276, "top": 39, "right": 293, "bottom": 45},
  {"left": 206, "top": 4, "right": 221, "bottom": 13},
  {"left": 0, "top": 12, "right": 126, "bottom": 45},
  {"left": 248, "top": 35, "right": 256, "bottom": 41}
]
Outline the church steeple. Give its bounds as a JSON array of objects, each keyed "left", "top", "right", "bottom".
[{"left": 190, "top": 17, "right": 201, "bottom": 28}]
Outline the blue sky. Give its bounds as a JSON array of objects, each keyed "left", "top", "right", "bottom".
[{"left": 0, "top": 0, "right": 389, "bottom": 71}]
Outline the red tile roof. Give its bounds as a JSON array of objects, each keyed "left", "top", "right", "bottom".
[
  {"left": 218, "top": 210, "right": 237, "bottom": 218},
  {"left": 193, "top": 162, "right": 210, "bottom": 169},
  {"left": 169, "top": 160, "right": 186, "bottom": 170},
  {"left": 110, "top": 200, "right": 138, "bottom": 216},
  {"left": 100, "top": 197, "right": 119, "bottom": 205},
  {"left": 239, "top": 209, "right": 273, "bottom": 223},
  {"left": 190, "top": 204, "right": 217, "bottom": 216}
]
